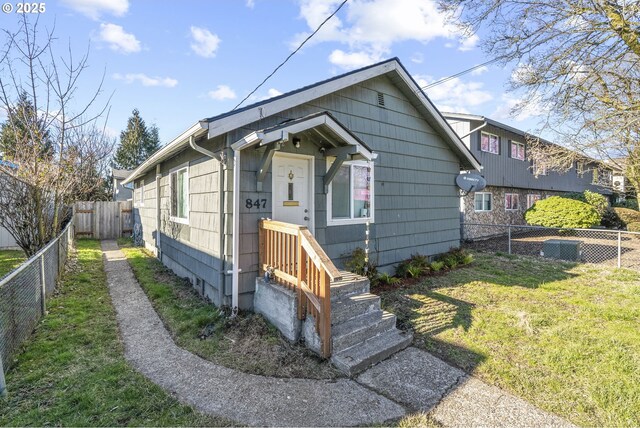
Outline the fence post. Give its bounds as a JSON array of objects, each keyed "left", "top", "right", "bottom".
[
  {"left": 508, "top": 225, "right": 512, "bottom": 255},
  {"left": 40, "top": 254, "right": 46, "bottom": 315},
  {"left": 0, "top": 355, "right": 6, "bottom": 398},
  {"left": 617, "top": 231, "right": 622, "bottom": 268}
]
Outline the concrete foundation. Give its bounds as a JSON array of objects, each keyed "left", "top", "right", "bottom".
[{"left": 253, "top": 278, "right": 301, "bottom": 342}]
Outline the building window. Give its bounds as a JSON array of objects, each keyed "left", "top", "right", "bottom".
[
  {"left": 170, "top": 166, "right": 189, "bottom": 223},
  {"left": 592, "top": 168, "right": 599, "bottom": 184},
  {"left": 480, "top": 132, "right": 500, "bottom": 154},
  {"left": 474, "top": 192, "right": 492, "bottom": 212},
  {"left": 532, "top": 158, "right": 547, "bottom": 176},
  {"left": 576, "top": 161, "right": 585, "bottom": 176},
  {"left": 505, "top": 193, "right": 520, "bottom": 211},
  {"left": 510, "top": 141, "right": 525, "bottom": 160},
  {"left": 327, "top": 160, "right": 374, "bottom": 225},
  {"left": 526, "top": 194, "right": 541, "bottom": 209},
  {"left": 135, "top": 181, "right": 144, "bottom": 206}
]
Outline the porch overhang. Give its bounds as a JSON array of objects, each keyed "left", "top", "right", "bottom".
[{"left": 231, "top": 111, "right": 377, "bottom": 192}]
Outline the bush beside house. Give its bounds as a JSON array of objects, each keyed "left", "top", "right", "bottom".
[{"left": 524, "top": 196, "right": 600, "bottom": 229}]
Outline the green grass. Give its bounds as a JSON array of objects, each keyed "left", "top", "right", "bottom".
[
  {"left": 0, "top": 249, "right": 26, "bottom": 278},
  {"left": 0, "top": 239, "right": 233, "bottom": 426},
  {"left": 117, "top": 238, "right": 340, "bottom": 380},
  {"left": 378, "top": 252, "right": 640, "bottom": 427}
]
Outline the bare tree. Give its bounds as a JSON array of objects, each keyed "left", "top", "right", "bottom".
[
  {"left": 441, "top": 0, "right": 640, "bottom": 194},
  {"left": 0, "top": 16, "right": 113, "bottom": 256}
]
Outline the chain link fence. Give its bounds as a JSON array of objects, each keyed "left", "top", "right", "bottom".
[
  {"left": 0, "top": 220, "right": 74, "bottom": 396},
  {"left": 462, "top": 223, "right": 640, "bottom": 269}
]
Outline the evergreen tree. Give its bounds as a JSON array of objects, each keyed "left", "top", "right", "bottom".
[
  {"left": 0, "top": 91, "right": 52, "bottom": 160},
  {"left": 113, "top": 109, "right": 160, "bottom": 169}
]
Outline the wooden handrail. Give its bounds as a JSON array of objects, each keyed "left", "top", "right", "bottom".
[{"left": 258, "top": 219, "right": 340, "bottom": 357}]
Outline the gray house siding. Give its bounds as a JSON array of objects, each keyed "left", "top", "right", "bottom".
[{"left": 133, "top": 74, "right": 467, "bottom": 309}]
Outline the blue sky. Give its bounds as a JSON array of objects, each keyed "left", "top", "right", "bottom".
[{"left": 0, "top": 0, "right": 545, "bottom": 145}]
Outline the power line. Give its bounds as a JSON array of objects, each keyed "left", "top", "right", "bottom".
[
  {"left": 420, "top": 57, "right": 500, "bottom": 90},
  {"left": 232, "top": 0, "right": 349, "bottom": 111}
]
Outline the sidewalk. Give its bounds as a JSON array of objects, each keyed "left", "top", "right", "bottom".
[{"left": 101, "top": 240, "right": 573, "bottom": 427}]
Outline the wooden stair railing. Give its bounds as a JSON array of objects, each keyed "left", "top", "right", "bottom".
[{"left": 258, "top": 219, "right": 342, "bottom": 357}]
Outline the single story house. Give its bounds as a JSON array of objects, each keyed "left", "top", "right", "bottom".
[
  {"left": 123, "top": 58, "right": 481, "bottom": 311},
  {"left": 443, "top": 113, "right": 613, "bottom": 236}
]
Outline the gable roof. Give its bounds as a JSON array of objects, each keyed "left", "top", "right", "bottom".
[{"left": 124, "top": 58, "right": 481, "bottom": 184}]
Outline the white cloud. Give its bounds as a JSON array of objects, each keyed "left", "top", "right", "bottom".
[
  {"left": 294, "top": 0, "right": 475, "bottom": 69},
  {"left": 190, "top": 26, "right": 221, "bottom": 58},
  {"left": 60, "top": 0, "right": 128, "bottom": 19},
  {"left": 328, "top": 49, "right": 383, "bottom": 70},
  {"left": 98, "top": 23, "right": 141, "bottom": 54},
  {"left": 266, "top": 88, "right": 282, "bottom": 98},
  {"left": 471, "top": 65, "right": 489, "bottom": 76},
  {"left": 411, "top": 52, "right": 424, "bottom": 64},
  {"left": 208, "top": 85, "right": 237, "bottom": 101},
  {"left": 458, "top": 34, "right": 479, "bottom": 51},
  {"left": 246, "top": 0, "right": 256, "bottom": 8},
  {"left": 113, "top": 73, "right": 178, "bottom": 88},
  {"left": 492, "top": 94, "right": 544, "bottom": 122},
  {"left": 416, "top": 74, "right": 493, "bottom": 114}
]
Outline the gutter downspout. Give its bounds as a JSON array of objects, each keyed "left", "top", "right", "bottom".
[
  {"left": 155, "top": 164, "right": 161, "bottom": 259},
  {"left": 230, "top": 147, "right": 241, "bottom": 313},
  {"left": 460, "top": 120, "right": 488, "bottom": 140},
  {"left": 189, "top": 133, "right": 229, "bottom": 308}
]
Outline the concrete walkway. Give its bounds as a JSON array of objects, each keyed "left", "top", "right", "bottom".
[{"left": 101, "top": 240, "right": 574, "bottom": 427}]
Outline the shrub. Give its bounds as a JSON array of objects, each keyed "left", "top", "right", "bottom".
[
  {"left": 377, "top": 272, "right": 400, "bottom": 285},
  {"left": 613, "top": 198, "right": 639, "bottom": 210},
  {"left": 612, "top": 207, "right": 640, "bottom": 226},
  {"left": 343, "top": 247, "right": 377, "bottom": 281},
  {"left": 627, "top": 222, "right": 640, "bottom": 232},
  {"left": 407, "top": 265, "right": 424, "bottom": 278},
  {"left": 602, "top": 207, "right": 625, "bottom": 229},
  {"left": 430, "top": 261, "right": 445, "bottom": 272},
  {"left": 583, "top": 190, "right": 609, "bottom": 216},
  {"left": 524, "top": 196, "right": 600, "bottom": 229},
  {"left": 395, "top": 254, "right": 429, "bottom": 278}
]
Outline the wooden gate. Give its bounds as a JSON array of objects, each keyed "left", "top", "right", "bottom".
[{"left": 74, "top": 201, "right": 133, "bottom": 239}]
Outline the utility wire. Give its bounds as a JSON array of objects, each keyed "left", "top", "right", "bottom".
[
  {"left": 420, "top": 57, "right": 500, "bottom": 90},
  {"left": 232, "top": 0, "right": 349, "bottom": 111}
]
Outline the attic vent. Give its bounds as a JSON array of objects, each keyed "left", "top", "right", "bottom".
[{"left": 377, "top": 92, "right": 385, "bottom": 107}]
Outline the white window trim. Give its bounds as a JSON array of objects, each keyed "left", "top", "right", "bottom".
[
  {"left": 474, "top": 192, "right": 492, "bottom": 212},
  {"left": 505, "top": 193, "right": 520, "bottom": 211},
  {"left": 135, "top": 180, "right": 144, "bottom": 207},
  {"left": 510, "top": 141, "right": 526, "bottom": 161},
  {"left": 169, "top": 163, "right": 189, "bottom": 225},
  {"left": 526, "top": 194, "right": 541, "bottom": 209},
  {"left": 532, "top": 159, "right": 547, "bottom": 176},
  {"left": 326, "top": 158, "right": 375, "bottom": 226},
  {"left": 480, "top": 131, "right": 500, "bottom": 155}
]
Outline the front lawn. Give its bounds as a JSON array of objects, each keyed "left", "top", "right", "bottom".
[
  {"left": 377, "top": 252, "right": 640, "bottom": 427},
  {"left": 0, "top": 239, "right": 233, "bottom": 426},
  {"left": 0, "top": 249, "right": 26, "bottom": 279},
  {"left": 117, "top": 238, "right": 340, "bottom": 380}
]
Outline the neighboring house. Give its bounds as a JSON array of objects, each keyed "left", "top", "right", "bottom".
[
  {"left": 443, "top": 113, "right": 613, "bottom": 232},
  {"left": 122, "top": 58, "right": 481, "bottom": 311},
  {"left": 112, "top": 168, "right": 134, "bottom": 201}
]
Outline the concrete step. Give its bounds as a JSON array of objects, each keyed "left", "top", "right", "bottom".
[
  {"left": 331, "top": 292, "right": 380, "bottom": 325},
  {"left": 332, "top": 310, "right": 397, "bottom": 354},
  {"left": 331, "top": 329, "right": 413, "bottom": 376},
  {"left": 330, "top": 271, "right": 370, "bottom": 301}
]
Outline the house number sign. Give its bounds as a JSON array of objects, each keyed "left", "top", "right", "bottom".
[{"left": 245, "top": 198, "right": 267, "bottom": 209}]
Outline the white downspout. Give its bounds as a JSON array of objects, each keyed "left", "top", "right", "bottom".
[{"left": 230, "top": 148, "right": 241, "bottom": 312}]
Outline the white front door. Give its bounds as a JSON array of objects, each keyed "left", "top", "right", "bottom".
[{"left": 272, "top": 153, "right": 313, "bottom": 231}]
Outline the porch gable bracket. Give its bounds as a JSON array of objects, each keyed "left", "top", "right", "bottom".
[
  {"left": 324, "top": 153, "right": 349, "bottom": 194},
  {"left": 256, "top": 142, "right": 282, "bottom": 192}
]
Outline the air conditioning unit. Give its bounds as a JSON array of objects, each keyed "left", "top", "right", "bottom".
[{"left": 541, "top": 239, "right": 582, "bottom": 261}]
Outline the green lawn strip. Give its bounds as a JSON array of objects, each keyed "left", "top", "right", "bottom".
[
  {"left": 117, "top": 238, "right": 340, "bottom": 380},
  {"left": 0, "top": 239, "right": 234, "bottom": 427},
  {"left": 379, "top": 252, "right": 640, "bottom": 427},
  {"left": 0, "top": 250, "right": 26, "bottom": 278}
]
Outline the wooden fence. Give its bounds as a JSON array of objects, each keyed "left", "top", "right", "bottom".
[{"left": 73, "top": 201, "right": 133, "bottom": 239}]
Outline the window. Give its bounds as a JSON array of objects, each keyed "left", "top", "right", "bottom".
[
  {"left": 474, "top": 192, "right": 492, "bottom": 211},
  {"left": 532, "top": 158, "right": 547, "bottom": 176},
  {"left": 526, "top": 194, "right": 541, "bottom": 209},
  {"left": 592, "top": 168, "right": 599, "bottom": 184},
  {"left": 510, "top": 141, "right": 525, "bottom": 160},
  {"left": 505, "top": 193, "right": 520, "bottom": 210},
  {"left": 170, "top": 166, "right": 189, "bottom": 223},
  {"left": 480, "top": 132, "right": 499, "bottom": 154},
  {"left": 327, "top": 159, "right": 374, "bottom": 225},
  {"left": 135, "top": 181, "right": 144, "bottom": 206},
  {"left": 576, "top": 161, "right": 585, "bottom": 176}
]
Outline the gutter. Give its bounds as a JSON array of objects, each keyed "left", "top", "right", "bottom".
[
  {"left": 189, "top": 134, "right": 229, "bottom": 310},
  {"left": 460, "top": 120, "right": 488, "bottom": 140}
]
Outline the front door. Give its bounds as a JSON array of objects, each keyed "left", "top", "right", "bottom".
[{"left": 272, "top": 153, "right": 313, "bottom": 231}]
